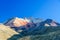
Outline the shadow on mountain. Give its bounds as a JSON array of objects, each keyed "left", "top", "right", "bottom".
[{"left": 8, "top": 26, "right": 60, "bottom": 40}]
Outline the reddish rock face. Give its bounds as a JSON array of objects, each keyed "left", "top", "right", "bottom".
[
  {"left": 50, "top": 21, "right": 57, "bottom": 26},
  {"left": 5, "top": 17, "right": 30, "bottom": 27},
  {"left": 13, "top": 18, "right": 28, "bottom": 27},
  {"left": 5, "top": 18, "right": 60, "bottom": 28}
]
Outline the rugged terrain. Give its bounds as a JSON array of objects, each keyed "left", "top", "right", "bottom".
[
  {"left": 0, "top": 17, "right": 60, "bottom": 40},
  {"left": 8, "top": 26, "right": 60, "bottom": 40}
]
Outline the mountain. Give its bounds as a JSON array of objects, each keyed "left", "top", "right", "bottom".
[
  {"left": 4, "top": 17, "right": 31, "bottom": 31},
  {"left": 4, "top": 17, "right": 30, "bottom": 27},
  {"left": 5, "top": 17, "right": 60, "bottom": 27},
  {"left": 1, "top": 17, "right": 60, "bottom": 40},
  {"left": 4, "top": 17, "right": 43, "bottom": 27},
  {"left": 40, "top": 19, "right": 60, "bottom": 26},
  {"left": 4, "top": 17, "right": 60, "bottom": 32},
  {"left": 4, "top": 17, "right": 43, "bottom": 31},
  {"left": 8, "top": 26, "right": 60, "bottom": 40},
  {"left": 0, "top": 24, "right": 18, "bottom": 40},
  {"left": 27, "top": 17, "right": 43, "bottom": 23}
]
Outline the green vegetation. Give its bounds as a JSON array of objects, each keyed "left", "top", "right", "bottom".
[{"left": 8, "top": 26, "right": 60, "bottom": 40}]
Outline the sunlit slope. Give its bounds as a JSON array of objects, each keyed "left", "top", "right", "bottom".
[{"left": 0, "top": 24, "right": 18, "bottom": 40}]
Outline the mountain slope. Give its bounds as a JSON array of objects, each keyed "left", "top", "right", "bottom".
[
  {"left": 8, "top": 26, "right": 60, "bottom": 40},
  {"left": 4, "top": 17, "right": 60, "bottom": 33},
  {"left": 0, "top": 24, "right": 18, "bottom": 40},
  {"left": 40, "top": 19, "right": 60, "bottom": 26},
  {"left": 4, "top": 17, "right": 30, "bottom": 27},
  {"left": 2, "top": 17, "right": 60, "bottom": 40},
  {"left": 4, "top": 17, "right": 60, "bottom": 28}
]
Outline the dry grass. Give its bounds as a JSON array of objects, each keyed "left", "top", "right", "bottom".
[{"left": 0, "top": 24, "right": 18, "bottom": 40}]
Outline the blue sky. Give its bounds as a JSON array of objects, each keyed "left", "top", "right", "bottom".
[{"left": 0, "top": 0, "right": 60, "bottom": 23}]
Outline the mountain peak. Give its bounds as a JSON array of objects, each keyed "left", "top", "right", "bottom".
[
  {"left": 45, "top": 19, "right": 53, "bottom": 23},
  {"left": 4, "top": 17, "right": 30, "bottom": 27},
  {"left": 4, "top": 17, "right": 60, "bottom": 31}
]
